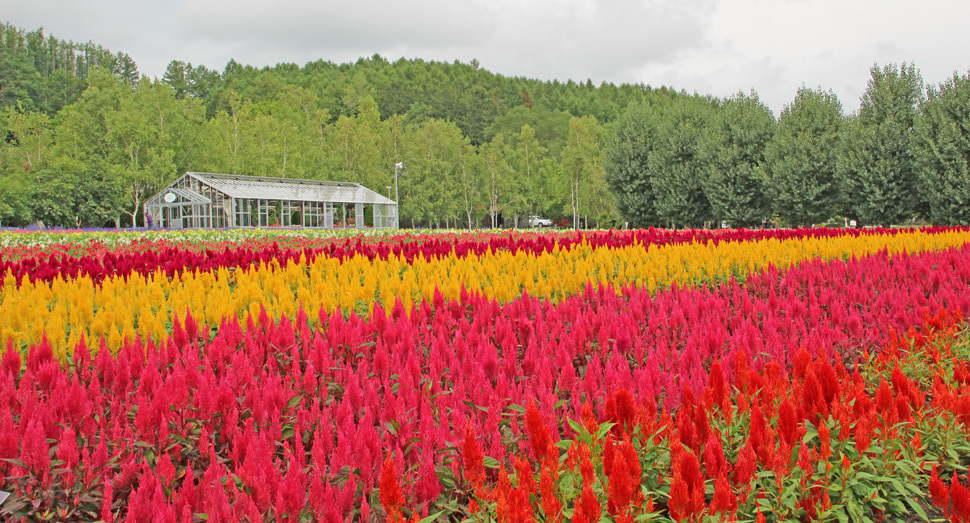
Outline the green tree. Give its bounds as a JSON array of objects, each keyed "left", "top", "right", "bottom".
[
  {"left": 110, "top": 78, "right": 178, "bottom": 226},
  {"left": 913, "top": 70, "right": 970, "bottom": 225},
  {"left": 605, "top": 102, "right": 664, "bottom": 227},
  {"left": 479, "top": 134, "right": 513, "bottom": 228},
  {"left": 322, "top": 95, "right": 386, "bottom": 189},
  {"left": 762, "top": 87, "right": 844, "bottom": 227},
  {"left": 399, "top": 119, "right": 468, "bottom": 227},
  {"left": 699, "top": 91, "right": 775, "bottom": 227},
  {"left": 51, "top": 73, "right": 181, "bottom": 226},
  {"left": 648, "top": 97, "right": 715, "bottom": 228},
  {"left": 561, "top": 115, "right": 609, "bottom": 228},
  {"left": 505, "top": 124, "right": 550, "bottom": 227},
  {"left": 71, "top": 160, "right": 125, "bottom": 227},
  {"left": 2, "top": 103, "right": 52, "bottom": 172},
  {"left": 25, "top": 166, "right": 75, "bottom": 227},
  {"left": 485, "top": 105, "right": 570, "bottom": 157},
  {"left": 455, "top": 137, "right": 483, "bottom": 229},
  {"left": 204, "top": 90, "right": 250, "bottom": 174},
  {"left": 837, "top": 63, "right": 924, "bottom": 226}
]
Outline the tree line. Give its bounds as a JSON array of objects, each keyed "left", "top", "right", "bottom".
[
  {"left": 1, "top": 22, "right": 969, "bottom": 228},
  {"left": 0, "top": 69, "right": 623, "bottom": 229},
  {"left": 608, "top": 63, "right": 970, "bottom": 228},
  {"left": 0, "top": 23, "right": 139, "bottom": 114}
]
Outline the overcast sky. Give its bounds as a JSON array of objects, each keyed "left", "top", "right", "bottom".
[{"left": 4, "top": 0, "right": 969, "bottom": 115}]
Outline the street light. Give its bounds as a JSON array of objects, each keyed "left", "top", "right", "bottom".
[{"left": 394, "top": 162, "right": 403, "bottom": 228}]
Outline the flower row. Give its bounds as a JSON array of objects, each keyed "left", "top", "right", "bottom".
[
  {"left": 2, "top": 242, "right": 970, "bottom": 520},
  {"left": 3, "top": 227, "right": 959, "bottom": 286},
  {"left": 4, "top": 228, "right": 970, "bottom": 359}
]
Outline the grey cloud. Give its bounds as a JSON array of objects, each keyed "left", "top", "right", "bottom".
[
  {"left": 171, "top": 0, "right": 716, "bottom": 84},
  {"left": 3, "top": 0, "right": 969, "bottom": 117},
  {"left": 177, "top": 1, "right": 494, "bottom": 55}
]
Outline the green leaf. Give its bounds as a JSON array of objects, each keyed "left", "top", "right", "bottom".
[
  {"left": 566, "top": 418, "right": 584, "bottom": 435},
  {"left": 416, "top": 510, "right": 445, "bottom": 523},
  {"left": 595, "top": 422, "right": 616, "bottom": 441},
  {"left": 902, "top": 496, "right": 929, "bottom": 521}
]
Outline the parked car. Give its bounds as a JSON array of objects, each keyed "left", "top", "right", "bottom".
[{"left": 528, "top": 215, "right": 552, "bottom": 227}]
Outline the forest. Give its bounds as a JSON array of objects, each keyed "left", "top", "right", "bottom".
[{"left": 1, "top": 22, "right": 969, "bottom": 229}]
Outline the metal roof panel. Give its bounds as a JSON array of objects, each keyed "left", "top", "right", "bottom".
[{"left": 187, "top": 172, "right": 396, "bottom": 205}]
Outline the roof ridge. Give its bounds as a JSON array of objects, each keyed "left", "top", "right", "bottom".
[{"left": 187, "top": 172, "right": 362, "bottom": 188}]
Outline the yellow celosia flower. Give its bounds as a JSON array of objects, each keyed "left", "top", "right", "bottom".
[{"left": 1, "top": 229, "right": 968, "bottom": 360}]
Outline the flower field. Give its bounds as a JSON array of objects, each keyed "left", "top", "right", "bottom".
[{"left": 3, "top": 227, "right": 970, "bottom": 522}]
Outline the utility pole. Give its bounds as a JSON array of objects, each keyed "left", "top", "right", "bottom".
[{"left": 394, "top": 162, "right": 403, "bottom": 228}]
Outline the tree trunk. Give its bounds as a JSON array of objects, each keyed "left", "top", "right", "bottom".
[{"left": 129, "top": 190, "right": 141, "bottom": 228}]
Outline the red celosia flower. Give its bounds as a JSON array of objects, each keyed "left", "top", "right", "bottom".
[
  {"left": 513, "top": 456, "right": 536, "bottom": 499},
  {"left": 777, "top": 399, "right": 799, "bottom": 448},
  {"left": 572, "top": 483, "right": 601, "bottom": 523},
  {"left": 702, "top": 431, "right": 727, "bottom": 480},
  {"left": 495, "top": 461, "right": 534, "bottom": 523},
  {"left": 495, "top": 465, "right": 513, "bottom": 520},
  {"left": 579, "top": 443, "right": 595, "bottom": 486},
  {"left": 415, "top": 450, "right": 441, "bottom": 505},
  {"left": 748, "top": 406, "right": 771, "bottom": 466},
  {"left": 929, "top": 465, "right": 949, "bottom": 511},
  {"left": 814, "top": 358, "right": 840, "bottom": 407},
  {"left": 855, "top": 415, "right": 872, "bottom": 454},
  {"left": 677, "top": 408, "right": 696, "bottom": 455},
  {"left": 462, "top": 423, "right": 486, "bottom": 489},
  {"left": 603, "top": 436, "right": 615, "bottom": 477},
  {"left": 894, "top": 395, "right": 912, "bottom": 423},
  {"left": 581, "top": 402, "right": 598, "bottom": 436},
  {"left": 379, "top": 456, "right": 405, "bottom": 518},
  {"left": 525, "top": 401, "right": 552, "bottom": 462},
  {"left": 793, "top": 348, "right": 812, "bottom": 380},
  {"left": 801, "top": 369, "right": 826, "bottom": 424},
  {"left": 101, "top": 479, "right": 114, "bottom": 523},
  {"left": 952, "top": 470, "right": 970, "bottom": 520},
  {"left": 0, "top": 345, "right": 20, "bottom": 380},
  {"left": 607, "top": 438, "right": 641, "bottom": 518},
  {"left": 817, "top": 421, "right": 832, "bottom": 461},
  {"left": 875, "top": 378, "right": 897, "bottom": 426},
  {"left": 612, "top": 388, "right": 637, "bottom": 434},
  {"left": 734, "top": 439, "right": 757, "bottom": 486},
  {"left": 540, "top": 460, "right": 563, "bottom": 523},
  {"left": 669, "top": 450, "right": 705, "bottom": 520},
  {"left": 710, "top": 474, "right": 738, "bottom": 514},
  {"left": 797, "top": 441, "right": 812, "bottom": 474},
  {"left": 693, "top": 401, "right": 711, "bottom": 454},
  {"left": 607, "top": 449, "right": 633, "bottom": 517},
  {"left": 668, "top": 469, "right": 691, "bottom": 522},
  {"left": 706, "top": 360, "right": 726, "bottom": 409}
]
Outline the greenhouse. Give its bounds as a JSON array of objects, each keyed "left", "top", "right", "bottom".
[{"left": 144, "top": 172, "right": 398, "bottom": 229}]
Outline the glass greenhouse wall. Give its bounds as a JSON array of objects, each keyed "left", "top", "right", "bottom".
[{"left": 144, "top": 173, "right": 399, "bottom": 230}]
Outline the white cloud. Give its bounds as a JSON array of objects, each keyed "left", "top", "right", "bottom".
[{"left": 2, "top": 0, "right": 969, "bottom": 114}]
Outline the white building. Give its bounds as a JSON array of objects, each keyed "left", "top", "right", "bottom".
[{"left": 144, "top": 172, "right": 398, "bottom": 229}]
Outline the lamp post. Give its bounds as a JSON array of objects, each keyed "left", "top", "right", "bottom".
[{"left": 394, "top": 162, "right": 403, "bottom": 228}]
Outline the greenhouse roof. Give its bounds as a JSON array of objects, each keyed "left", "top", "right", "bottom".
[
  {"left": 167, "top": 187, "right": 212, "bottom": 205},
  {"left": 187, "top": 172, "right": 397, "bottom": 205}
]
